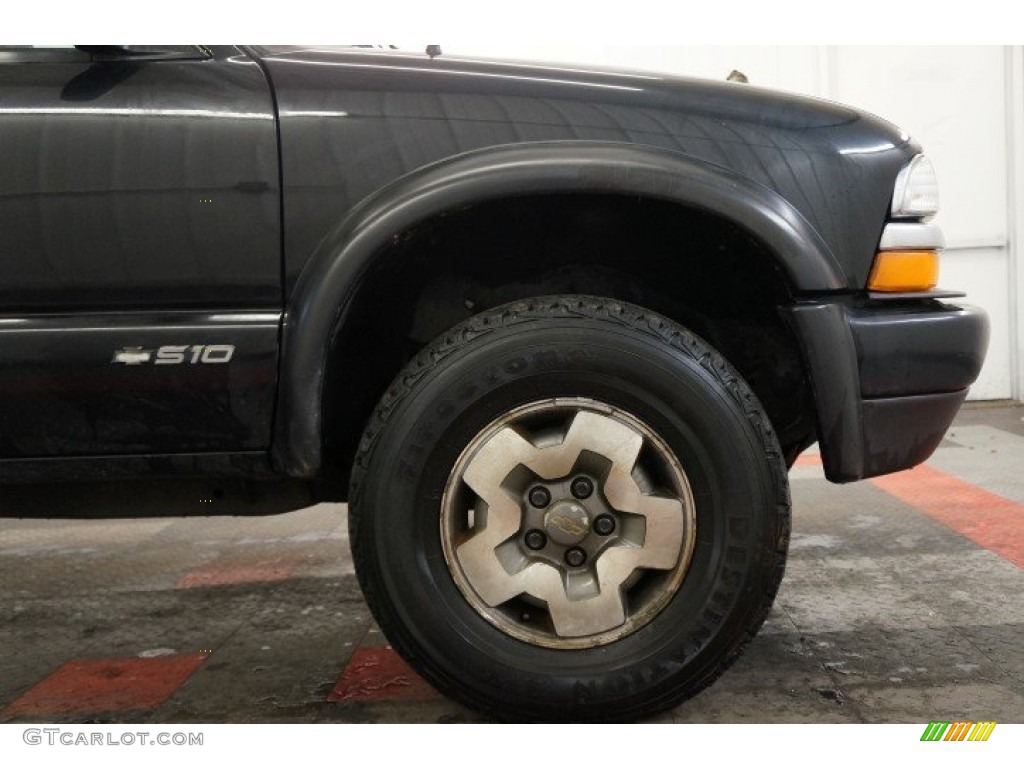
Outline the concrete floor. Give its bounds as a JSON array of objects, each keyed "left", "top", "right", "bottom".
[{"left": 1, "top": 403, "right": 1022, "bottom": 723}]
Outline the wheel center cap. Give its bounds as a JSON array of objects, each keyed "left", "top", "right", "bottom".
[{"left": 543, "top": 500, "right": 591, "bottom": 545}]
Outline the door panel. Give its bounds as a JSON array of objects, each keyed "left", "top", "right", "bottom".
[
  {"left": 0, "top": 312, "right": 279, "bottom": 458},
  {"left": 0, "top": 47, "right": 282, "bottom": 457},
  {"left": 0, "top": 47, "right": 279, "bottom": 310}
]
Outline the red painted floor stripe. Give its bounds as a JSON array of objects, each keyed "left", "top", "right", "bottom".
[
  {"left": 793, "top": 454, "right": 822, "bottom": 468},
  {"left": 871, "top": 464, "right": 1024, "bottom": 569},
  {"left": 327, "top": 647, "right": 438, "bottom": 703},
  {"left": 2, "top": 654, "right": 207, "bottom": 715},
  {"left": 176, "top": 563, "right": 296, "bottom": 588}
]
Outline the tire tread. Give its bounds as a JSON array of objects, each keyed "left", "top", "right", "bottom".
[{"left": 349, "top": 295, "right": 791, "bottom": 721}]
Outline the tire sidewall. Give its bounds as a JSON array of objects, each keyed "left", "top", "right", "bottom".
[{"left": 353, "top": 311, "right": 783, "bottom": 717}]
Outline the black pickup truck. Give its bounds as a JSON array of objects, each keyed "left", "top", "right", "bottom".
[{"left": 0, "top": 45, "right": 989, "bottom": 721}]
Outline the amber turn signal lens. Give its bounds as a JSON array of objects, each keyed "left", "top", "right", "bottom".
[{"left": 868, "top": 250, "right": 939, "bottom": 293}]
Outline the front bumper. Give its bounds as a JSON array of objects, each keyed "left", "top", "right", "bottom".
[{"left": 788, "top": 300, "right": 989, "bottom": 482}]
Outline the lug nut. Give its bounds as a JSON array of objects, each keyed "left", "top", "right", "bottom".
[
  {"left": 564, "top": 547, "right": 587, "bottom": 567},
  {"left": 528, "top": 486, "right": 551, "bottom": 508},
  {"left": 570, "top": 476, "right": 594, "bottom": 499},
  {"left": 593, "top": 514, "right": 616, "bottom": 536},
  {"left": 524, "top": 529, "right": 547, "bottom": 550}
]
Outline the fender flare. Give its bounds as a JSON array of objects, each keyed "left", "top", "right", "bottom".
[{"left": 273, "top": 141, "right": 845, "bottom": 476}]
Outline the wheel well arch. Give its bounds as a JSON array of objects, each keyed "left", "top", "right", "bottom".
[
  {"left": 314, "top": 192, "right": 818, "bottom": 497},
  {"left": 275, "top": 142, "right": 834, "bottom": 479}
]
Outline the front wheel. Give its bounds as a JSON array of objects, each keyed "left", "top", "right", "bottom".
[{"left": 349, "top": 296, "right": 790, "bottom": 721}]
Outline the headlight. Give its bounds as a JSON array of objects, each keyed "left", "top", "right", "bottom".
[
  {"left": 872, "top": 154, "right": 944, "bottom": 292},
  {"left": 891, "top": 155, "right": 939, "bottom": 219}
]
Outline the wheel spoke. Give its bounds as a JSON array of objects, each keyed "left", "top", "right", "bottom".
[
  {"left": 445, "top": 399, "right": 696, "bottom": 646},
  {"left": 547, "top": 583, "right": 627, "bottom": 637},
  {"left": 623, "top": 495, "right": 686, "bottom": 570}
]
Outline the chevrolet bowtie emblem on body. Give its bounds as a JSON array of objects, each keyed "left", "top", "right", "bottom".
[
  {"left": 111, "top": 347, "right": 153, "bottom": 365},
  {"left": 111, "top": 344, "right": 235, "bottom": 366}
]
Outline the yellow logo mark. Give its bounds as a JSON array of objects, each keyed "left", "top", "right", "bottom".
[
  {"left": 549, "top": 513, "right": 588, "bottom": 536},
  {"left": 922, "top": 721, "right": 997, "bottom": 741}
]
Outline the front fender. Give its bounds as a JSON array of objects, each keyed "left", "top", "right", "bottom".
[{"left": 273, "top": 141, "right": 846, "bottom": 477}]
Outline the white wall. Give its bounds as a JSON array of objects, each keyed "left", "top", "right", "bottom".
[{"left": 445, "top": 45, "right": 1021, "bottom": 401}]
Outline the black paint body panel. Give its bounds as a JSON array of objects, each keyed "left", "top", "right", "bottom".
[
  {"left": 273, "top": 142, "right": 847, "bottom": 475},
  {"left": 850, "top": 304, "right": 989, "bottom": 398},
  {"left": 0, "top": 48, "right": 280, "bottom": 312},
  {"left": 0, "top": 47, "right": 283, "bottom": 460},
  {"left": 787, "top": 301, "right": 989, "bottom": 482},
  {"left": 254, "top": 47, "right": 923, "bottom": 476},
  {"left": 0, "top": 312, "right": 280, "bottom": 457},
  {"left": 0, "top": 45, "right": 990, "bottom": 505},
  {"left": 785, "top": 302, "right": 862, "bottom": 480},
  {"left": 860, "top": 390, "right": 967, "bottom": 479},
  {"left": 255, "top": 47, "right": 917, "bottom": 295}
]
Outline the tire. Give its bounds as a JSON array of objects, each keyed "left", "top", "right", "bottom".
[{"left": 349, "top": 296, "right": 790, "bottom": 721}]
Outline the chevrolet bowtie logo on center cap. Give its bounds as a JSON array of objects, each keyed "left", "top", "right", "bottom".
[
  {"left": 111, "top": 347, "right": 153, "bottom": 365},
  {"left": 549, "top": 513, "right": 588, "bottom": 537}
]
